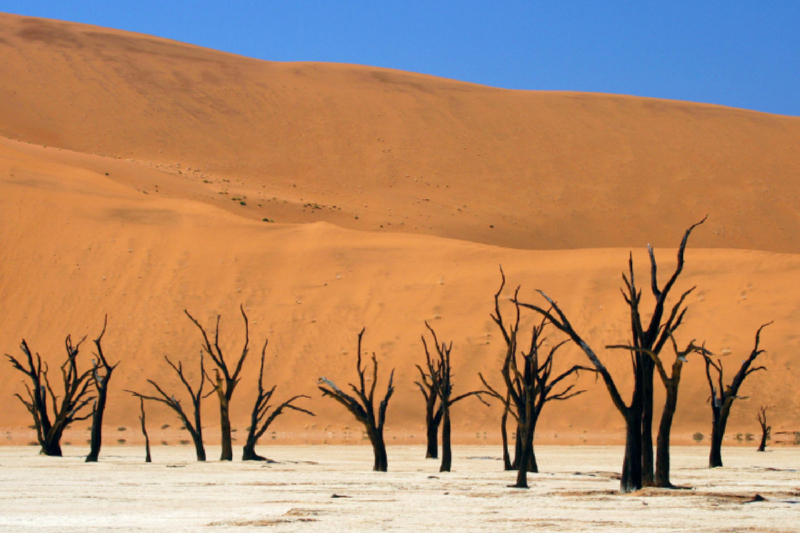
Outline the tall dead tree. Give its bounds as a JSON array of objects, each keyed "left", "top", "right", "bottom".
[
  {"left": 86, "top": 317, "right": 120, "bottom": 463},
  {"left": 319, "top": 328, "right": 395, "bottom": 472},
  {"left": 516, "top": 220, "right": 705, "bottom": 493},
  {"left": 756, "top": 406, "right": 770, "bottom": 452},
  {"left": 421, "top": 323, "right": 487, "bottom": 472},
  {"left": 6, "top": 336, "right": 95, "bottom": 456},
  {"left": 127, "top": 352, "right": 208, "bottom": 461},
  {"left": 185, "top": 306, "right": 252, "bottom": 461},
  {"left": 242, "top": 341, "right": 314, "bottom": 461},
  {"left": 138, "top": 397, "right": 152, "bottom": 463},
  {"left": 481, "top": 270, "right": 594, "bottom": 488},
  {"left": 703, "top": 323, "right": 770, "bottom": 468}
]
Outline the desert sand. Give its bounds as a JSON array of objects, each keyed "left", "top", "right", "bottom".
[
  {"left": 0, "top": 445, "right": 798, "bottom": 532},
  {"left": 0, "top": 12, "right": 799, "bottom": 448}
]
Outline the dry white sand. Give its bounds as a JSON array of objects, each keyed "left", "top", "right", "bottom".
[{"left": 0, "top": 445, "right": 797, "bottom": 532}]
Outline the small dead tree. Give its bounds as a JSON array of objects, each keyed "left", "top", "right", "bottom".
[
  {"left": 515, "top": 220, "right": 705, "bottom": 493},
  {"left": 421, "top": 323, "right": 487, "bottom": 472},
  {"left": 756, "top": 406, "right": 770, "bottom": 452},
  {"left": 185, "top": 306, "right": 252, "bottom": 461},
  {"left": 243, "top": 341, "right": 315, "bottom": 461},
  {"left": 318, "top": 328, "right": 395, "bottom": 472},
  {"left": 703, "top": 323, "right": 771, "bottom": 468},
  {"left": 481, "top": 270, "right": 594, "bottom": 488},
  {"left": 139, "top": 397, "right": 152, "bottom": 463},
  {"left": 414, "top": 363, "right": 443, "bottom": 459},
  {"left": 127, "top": 352, "right": 208, "bottom": 461},
  {"left": 6, "top": 336, "right": 95, "bottom": 456},
  {"left": 86, "top": 317, "right": 120, "bottom": 463}
]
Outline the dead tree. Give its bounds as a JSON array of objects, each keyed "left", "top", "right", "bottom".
[
  {"left": 86, "top": 317, "right": 120, "bottom": 463},
  {"left": 139, "top": 397, "right": 152, "bottom": 462},
  {"left": 421, "top": 323, "right": 487, "bottom": 472},
  {"left": 756, "top": 406, "right": 770, "bottom": 452},
  {"left": 6, "top": 336, "right": 95, "bottom": 456},
  {"left": 481, "top": 270, "right": 594, "bottom": 488},
  {"left": 611, "top": 335, "right": 709, "bottom": 487},
  {"left": 703, "top": 323, "right": 770, "bottom": 468},
  {"left": 242, "top": 341, "right": 314, "bottom": 461},
  {"left": 414, "top": 363, "right": 443, "bottom": 459},
  {"left": 127, "top": 352, "right": 208, "bottom": 461},
  {"left": 185, "top": 305, "right": 252, "bottom": 461},
  {"left": 516, "top": 219, "right": 705, "bottom": 493},
  {"left": 318, "top": 328, "right": 395, "bottom": 472}
]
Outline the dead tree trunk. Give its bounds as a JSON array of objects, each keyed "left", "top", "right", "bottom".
[
  {"left": 139, "top": 397, "right": 152, "bottom": 463},
  {"left": 127, "top": 352, "right": 208, "bottom": 461},
  {"left": 86, "top": 317, "right": 120, "bottom": 463},
  {"left": 185, "top": 305, "right": 252, "bottom": 461},
  {"left": 756, "top": 406, "right": 770, "bottom": 452},
  {"left": 613, "top": 337, "right": 708, "bottom": 487},
  {"left": 318, "top": 328, "right": 394, "bottom": 472},
  {"left": 421, "top": 323, "right": 487, "bottom": 473},
  {"left": 704, "top": 324, "right": 770, "bottom": 467},
  {"left": 6, "top": 336, "right": 95, "bottom": 457},
  {"left": 500, "top": 392, "right": 513, "bottom": 471},
  {"left": 414, "top": 364, "right": 443, "bottom": 459},
  {"left": 516, "top": 219, "right": 706, "bottom": 493},
  {"left": 481, "top": 268, "right": 595, "bottom": 488},
  {"left": 242, "top": 341, "right": 314, "bottom": 460}
]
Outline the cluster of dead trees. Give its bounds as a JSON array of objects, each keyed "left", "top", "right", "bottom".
[
  {"left": 6, "top": 306, "right": 315, "bottom": 463},
  {"left": 4, "top": 220, "right": 775, "bottom": 493}
]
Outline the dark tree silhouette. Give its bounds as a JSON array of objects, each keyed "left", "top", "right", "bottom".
[
  {"left": 756, "top": 406, "right": 770, "bottom": 452},
  {"left": 611, "top": 335, "right": 709, "bottom": 487},
  {"left": 6, "top": 336, "right": 95, "bottom": 456},
  {"left": 420, "top": 323, "right": 487, "bottom": 472},
  {"left": 414, "top": 362, "right": 443, "bottom": 459},
  {"left": 318, "top": 328, "right": 395, "bottom": 472},
  {"left": 242, "top": 340, "right": 314, "bottom": 461},
  {"left": 516, "top": 219, "right": 705, "bottom": 493},
  {"left": 127, "top": 352, "right": 208, "bottom": 461},
  {"left": 500, "top": 391, "right": 513, "bottom": 470},
  {"left": 703, "top": 323, "right": 770, "bottom": 468},
  {"left": 138, "top": 397, "right": 152, "bottom": 463},
  {"left": 185, "top": 305, "right": 252, "bottom": 461},
  {"left": 480, "top": 269, "right": 594, "bottom": 488},
  {"left": 86, "top": 316, "right": 120, "bottom": 463}
]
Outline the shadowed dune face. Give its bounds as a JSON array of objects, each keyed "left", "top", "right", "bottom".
[
  {"left": 0, "top": 13, "right": 799, "bottom": 441},
  {"left": 1, "top": 13, "right": 799, "bottom": 252}
]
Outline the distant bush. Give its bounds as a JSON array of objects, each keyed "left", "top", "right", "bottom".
[{"left": 692, "top": 432, "right": 704, "bottom": 443}]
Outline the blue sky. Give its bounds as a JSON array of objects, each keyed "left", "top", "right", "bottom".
[{"left": 2, "top": 1, "right": 798, "bottom": 116}]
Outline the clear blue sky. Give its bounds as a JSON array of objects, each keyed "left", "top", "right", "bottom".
[{"left": 2, "top": 1, "right": 799, "bottom": 116}]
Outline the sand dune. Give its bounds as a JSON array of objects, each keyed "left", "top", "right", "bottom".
[{"left": 0, "top": 13, "right": 799, "bottom": 443}]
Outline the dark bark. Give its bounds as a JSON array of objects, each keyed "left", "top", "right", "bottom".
[
  {"left": 6, "top": 335, "right": 95, "bottom": 457},
  {"left": 139, "top": 397, "right": 151, "bottom": 463},
  {"left": 480, "top": 268, "right": 594, "bottom": 487},
  {"left": 126, "top": 352, "right": 208, "bottom": 461},
  {"left": 756, "top": 406, "right": 770, "bottom": 452},
  {"left": 242, "top": 341, "right": 314, "bottom": 461},
  {"left": 500, "top": 396, "right": 512, "bottom": 471},
  {"left": 86, "top": 317, "right": 120, "bottom": 463},
  {"left": 703, "top": 324, "right": 770, "bottom": 468},
  {"left": 185, "top": 305, "right": 252, "bottom": 461},
  {"left": 516, "top": 218, "right": 706, "bottom": 492},
  {"left": 319, "top": 328, "right": 395, "bottom": 471}
]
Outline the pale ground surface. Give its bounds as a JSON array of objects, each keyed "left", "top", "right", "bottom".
[{"left": 0, "top": 445, "right": 798, "bottom": 532}]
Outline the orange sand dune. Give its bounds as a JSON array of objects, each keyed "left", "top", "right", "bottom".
[
  {"left": 1, "top": 12, "right": 799, "bottom": 253},
  {"left": 1, "top": 138, "right": 798, "bottom": 443},
  {"left": 0, "top": 14, "right": 799, "bottom": 446}
]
